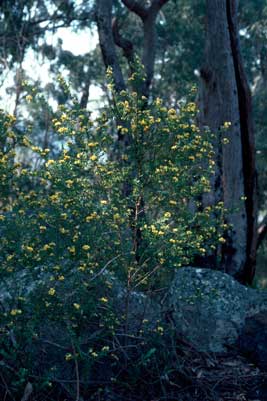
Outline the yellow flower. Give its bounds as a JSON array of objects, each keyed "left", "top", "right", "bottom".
[
  {"left": 187, "top": 102, "right": 197, "bottom": 112},
  {"left": 85, "top": 212, "right": 98, "bottom": 222},
  {"left": 10, "top": 309, "right": 22, "bottom": 316},
  {"left": 48, "top": 288, "right": 56, "bottom": 296},
  {"left": 164, "top": 212, "right": 171, "bottom": 218},
  {"left": 45, "top": 159, "right": 55, "bottom": 167},
  {"left": 66, "top": 179, "right": 74, "bottom": 188},
  {"left": 78, "top": 264, "right": 86, "bottom": 272},
  {"left": 223, "top": 121, "right": 231, "bottom": 129},
  {"left": 68, "top": 246, "right": 76, "bottom": 254},
  {"left": 22, "top": 137, "right": 30, "bottom": 146},
  {"left": 99, "top": 297, "right": 108, "bottom": 303},
  {"left": 57, "top": 127, "right": 68, "bottom": 134},
  {"left": 60, "top": 113, "right": 68, "bottom": 122},
  {"left": 65, "top": 353, "right": 73, "bottom": 361},
  {"left": 50, "top": 193, "right": 60, "bottom": 202},
  {"left": 58, "top": 275, "right": 65, "bottom": 281},
  {"left": 73, "top": 303, "right": 80, "bottom": 310},
  {"left": 31, "top": 145, "right": 40, "bottom": 152},
  {"left": 0, "top": 215, "right": 5, "bottom": 221},
  {"left": 90, "top": 154, "right": 97, "bottom": 161},
  {"left": 222, "top": 137, "right": 230, "bottom": 145},
  {"left": 82, "top": 245, "right": 90, "bottom": 251},
  {"left": 26, "top": 95, "right": 33, "bottom": 102},
  {"left": 106, "top": 66, "right": 113, "bottom": 75},
  {"left": 25, "top": 246, "right": 34, "bottom": 252},
  {"left": 218, "top": 237, "right": 226, "bottom": 243}
]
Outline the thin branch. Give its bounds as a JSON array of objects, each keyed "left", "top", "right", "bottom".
[
  {"left": 0, "top": 373, "right": 14, "bottom": 401},
  {"left": 133, "top": 264, "right": 161, "bottom": 288},
  {"left": 89, "top": 255, "right": 120, "bottom": 281},
  {"left": 71, "top": 340, "right": 80, "bottom": 401}
]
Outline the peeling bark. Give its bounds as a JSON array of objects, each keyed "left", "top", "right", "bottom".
[{"left": 199, "top": 0, "right": 257, "bottom": 283}]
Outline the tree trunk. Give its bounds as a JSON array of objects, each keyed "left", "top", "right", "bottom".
[
  {"left": 96, "top": 0, "right": 126, "bottom": 93},
  {"left": 199, "top": 0, "right": 257, "bottom": 284}
]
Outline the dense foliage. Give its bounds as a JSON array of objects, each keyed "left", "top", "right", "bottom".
[{"left": 0, "top": 74, "right": 226, "bottom": 398}]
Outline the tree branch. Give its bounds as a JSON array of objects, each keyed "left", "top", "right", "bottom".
[
  {"left": 112, "top": 17, "right": 135, "bottom": 65},
  {"left": 80, "top": 77, "right": 91, "bottom": 109},
  {"left": 96, "top": 0, "right": 126, "bottom": 92},
  {"left": 118, "top": 0, "right": 170, "bottom": 97},
  {"left": 120, "top": 0, "right": 148, "bottom": 20},
  {"left": 142, "top": 0, "right": 170, "bottom": 96},
  {"left": 149, "top": 0, "right": 170, "bottom": 13}
]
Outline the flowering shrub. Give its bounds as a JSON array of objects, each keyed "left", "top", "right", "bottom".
[{"left": 0, "top": 81, "right": 226, "bottom": 398}]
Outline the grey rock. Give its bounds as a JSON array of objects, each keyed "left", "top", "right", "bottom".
[
  {"left": 163, "top": 267, "right": 267, "bottom": 353},
  {"left": 105, "top": 271, "right": 161, "bottom": 333},
  {"left": 237, "top": 311, "right": 267, "bottom": 370}
]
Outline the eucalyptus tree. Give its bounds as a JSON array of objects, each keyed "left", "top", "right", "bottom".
[
  {"left": 95, "top": 0, "right": 170, "bottom": 96},
  {"left": 199, "top": 0, "right": 257, "bottom": 284}
]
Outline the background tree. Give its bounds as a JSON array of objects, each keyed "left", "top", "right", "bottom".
[
  {"left": 199, "top": 0, "right": 257, "bottom": 284},
  {"left": 96, "top": 0, "right": 170, "bottom": 97}
]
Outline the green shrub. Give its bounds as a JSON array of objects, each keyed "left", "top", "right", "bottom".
[{"left": 0, "top": 79, "right": 225, "bottom": 399}]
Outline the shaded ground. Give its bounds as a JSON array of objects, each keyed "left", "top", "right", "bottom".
[{"left": 5, "top": 337, "right": 267, "bottom": 401}]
